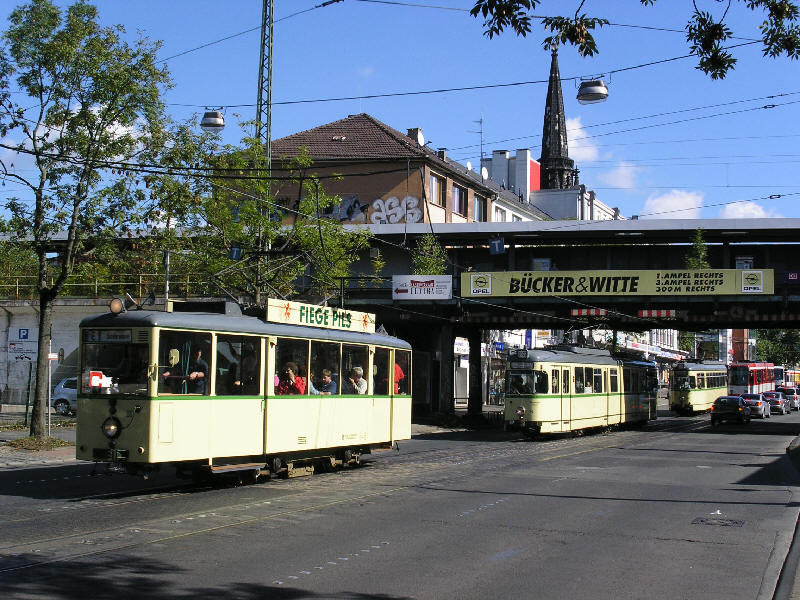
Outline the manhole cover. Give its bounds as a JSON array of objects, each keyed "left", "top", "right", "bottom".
[{"left": 692, "top": 517, "right": 744, "bottom": 527}]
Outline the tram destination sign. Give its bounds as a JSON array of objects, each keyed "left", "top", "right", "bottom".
[
  {"left": 266, "top": 299, "right": 376, "bottom": 333},
  {"left": 462, "top": 269, "right": 774, "bottom": 298}
]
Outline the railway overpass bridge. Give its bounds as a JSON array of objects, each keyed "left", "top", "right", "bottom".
[{"left": 344, "top": 218, "right": 800, "bottom": 333}]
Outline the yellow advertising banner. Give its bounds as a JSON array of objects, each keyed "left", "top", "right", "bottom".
[
  {"left": 461, "top": 269, "right": 774, "bottom": 298},
  {"left": 266, "top": 299, "right": 376, "bottom": 333}
]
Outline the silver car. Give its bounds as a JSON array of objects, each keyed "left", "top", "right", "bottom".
[
  {"left": 764, "top": 391, "right": 790, "bottom": 415},
  {"left": 740, "top": 393, "right": 771, "bottom": 419},
  {"left": 51, "top": 376, "right": 77, "bottom": 416},
  {"left": 777, "top": 387, "right": 800, "bottom": 410}
]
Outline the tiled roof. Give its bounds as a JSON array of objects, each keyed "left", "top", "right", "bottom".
[{"left": 271, "top": 113, "right": 432, "bottom": 161}]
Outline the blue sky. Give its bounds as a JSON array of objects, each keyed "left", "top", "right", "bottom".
[{"left": 4, "top": 0, "right": 800, "bottom": 220}]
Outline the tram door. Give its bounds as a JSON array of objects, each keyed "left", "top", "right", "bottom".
[{"left": 558, "top": 366, "right": 571, "bottom": 432}]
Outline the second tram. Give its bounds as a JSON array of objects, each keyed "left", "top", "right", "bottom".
[
  {"left": 503, "top": 346, "right": 658, "bottom": 436},
  {"left": 669, "top": 361, "right": 728, "bottom": 414}
]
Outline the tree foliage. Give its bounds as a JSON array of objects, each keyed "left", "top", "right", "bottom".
[
  {"left": 686, "top": 227, "right": 710, "bottom": 269},
  {"left": 0, "top": 0, "right": 171, "bottom": 437},
  {"left": 470, "top": 1, "right": 800, "bottom": 78},
  {"left": 755, "top": 329, "right": 800, "bottom": 365},
  {"left": 411, "top": 232, "right": 449, "bottom": 275}
]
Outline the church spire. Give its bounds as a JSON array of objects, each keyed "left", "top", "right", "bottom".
[{"left": 539, "top": 48, "right": 578, "bottom": 189}]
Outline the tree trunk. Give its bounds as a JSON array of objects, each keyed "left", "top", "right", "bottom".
[{"left": 29, "top": 292, "right": 54, "bottom": 438}]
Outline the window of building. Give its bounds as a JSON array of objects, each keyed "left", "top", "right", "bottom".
[
  {"left": 494, "top": 206, "right": 507, "bottom": 222},
  {"left": 452, "top": 185, "right": 467, "bottom": 215},
  {"left": 430, "top": 174, "right": 444, "bottom": 206},
  {"left": 512, "top": 215, "right": 522, "bottom": 222},
  {"left": 473, "top": 195, "right": 487, "bottom": 222}
]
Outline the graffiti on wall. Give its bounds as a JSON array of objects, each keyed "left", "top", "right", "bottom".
[
  {"left": 327, "top": 195, "right": 370, "bottom": 224},
  {"left": 370, "top": 196, "right": 423, "bottom": 224}
]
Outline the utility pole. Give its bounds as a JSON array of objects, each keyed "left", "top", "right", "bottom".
[{"left": 254, "top": 0, "right": 274, "bottom": 306}]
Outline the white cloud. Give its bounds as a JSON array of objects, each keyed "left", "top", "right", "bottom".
[
  {"left": 597, "top": 161, "right": 639, "bottom": 189},
  {"left": 566, "top": 116, "right": 598, "bottom": 162},
  {"left": 357, "top": 66, "right": 374, "bottom": 78},
  {"left": 718, "top": 200, "right": 782, "bottom": 219},
  {"left": 641, "top": 190, "right": 704, "bottom": 219}
]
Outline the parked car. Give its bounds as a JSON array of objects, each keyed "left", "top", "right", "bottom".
[
  {"left": 740, "top": 393, "right": 771, "bottom": 419},
  {"left": 776, "top": 387, "right": 800, "bottom": 410},
  {"left": 764, "top": 391, "right": 790, "bottom": 415},
  {"left": 51, "top": 376, "right": 77, "bottom": 416},
  {"left": 710, "top": 396, "right": 751, "bottom": 426}
]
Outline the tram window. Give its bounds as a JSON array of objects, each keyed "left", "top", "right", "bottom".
[
  {"left": 689, "top": 376, "right": 696, "bottom": 389},
  {"left": 623, "top": 368, "right": 631, "bottom": 392},
  {"left": 310, "top": 341, "right": 341, "bottom": 395},
  {"left": 610, "top": 369, "right": 619, "bottom": 393},
  {"left": 551, "top": 369, "right": 559, "bottom": 394},
  {"left": 632, "top": 370, "right": 641, "bottom": 393},
  {"left": 583, "top": 367, "right": 594, "bottom": 394},
  {"left": 593, "top": 368, "right": 603, "bottom": 393},
  {"left": 697, "top": 373, "right": 706, "bottom": 389},
  {"left": 216, "top": 335, "right": 260, "bottom": 396},
  {"left": 562, "top": 369, "right": 570, "bottom": 394},
  {"left": 342, "top": 344, "right": 369, "bottom": 394},
  {"left": 507, "top": 371, "right": 547, "bottom": 395},
  {"left": 575, "top": 368, "right": 585, "bottom": 394},
  {"left": 275, "top": 338, "right": 310, "bottom": 395},
  {"left": 373, "top": 347, "right": 390, "bottom": 395},
  {"left": 158, "top": 331, "right": 212, "bottom": 395},
  {"left": 82, "top": 337, "right": 150, "bottom": 396},
  {"left": 395, "top": 350, "right": 411, "bottom": 395}
]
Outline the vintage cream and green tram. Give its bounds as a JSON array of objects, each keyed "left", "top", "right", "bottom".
[
  {"left": 76, "top": 299, "right": 412, "bottom": 479},
  {"left": 669, "top": 361, "right": 727, "bottom": 415},
  {"left": 504, "top": 346, "right": 658, "bottom": 436}
]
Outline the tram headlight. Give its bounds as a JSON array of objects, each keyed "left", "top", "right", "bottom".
[
  {"left": 516, "top": 406, "right": 525, "bottom": 420},
  {"left": 102, "top": 416, "right": 122, "bottom": 439}
]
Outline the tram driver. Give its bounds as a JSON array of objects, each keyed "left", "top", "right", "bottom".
[{"left": 161, "top": 348, "right": 209, "bottom": 394}]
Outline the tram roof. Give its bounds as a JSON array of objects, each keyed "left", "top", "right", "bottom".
[
  {"left": 673, "top": 361, "right": 727, "bottom": 372},
  {"left": 79, "top": 309, "right": 411, "bottom": 349},
  {"left": 515, "top": 346, "right": 619, "bottom": 366}
]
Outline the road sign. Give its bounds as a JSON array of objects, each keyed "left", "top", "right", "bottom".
[
  {"left": 392, "top": 275, "right": 452, "bottom": 300},
  {"left": 48, "top": 352, "right": 58, "bottom": 361}
]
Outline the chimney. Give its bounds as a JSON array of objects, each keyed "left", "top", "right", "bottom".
[
  {"left": 407, "top": 127, "right": 425, "bottom": 146},
  {"left": 437, "top": 148, "right": 447, "bottom": 160}
]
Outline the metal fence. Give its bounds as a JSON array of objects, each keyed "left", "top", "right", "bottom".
[{"left": 0, "top": 274, "right": 217, "bottom": 301}]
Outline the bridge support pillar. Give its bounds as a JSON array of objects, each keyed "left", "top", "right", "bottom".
[
  {"left": 467, "top": 327, "right": 483, "bottom": 416},
  {"left": 437, "top": 324, "right": 455, "bottom": 414}
]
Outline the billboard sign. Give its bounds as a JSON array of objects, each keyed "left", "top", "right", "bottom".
[{"left": 461, "top": 269, "right": 774, "bottom": 298}]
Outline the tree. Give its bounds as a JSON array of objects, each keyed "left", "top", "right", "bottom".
[
  {"left": 679, "top": 228, "right": 711, "bottom": 355},
  {"left": 686, "top": 227, "right": 710, "bottom": 269},
  {"left": 0, "top": 0, "right": 170, "bottom": 438},
  {"left": 411, "top": 232, "right": 449, "bottom": 275},
  {"left": 470, "top": 1, "right": 800, "bottom": 79},
  {"left": 755, "top": 329, "right": 800, "bottom": 365}
]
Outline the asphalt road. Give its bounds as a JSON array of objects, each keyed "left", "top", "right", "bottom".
[{"left": 1, "top": 411, "right": 800, "bottom": 600}]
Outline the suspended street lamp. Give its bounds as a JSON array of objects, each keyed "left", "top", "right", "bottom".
[
  {"left": 576, "top": 79, "right": 609, "bottom": 104},
  {"left": 200, "top": 109, "right": 225, "bottom": 133}
]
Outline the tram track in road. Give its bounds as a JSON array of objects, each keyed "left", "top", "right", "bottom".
[
  {"left": 0, "top": 426, "right": 652, "bottom": 573},
  {"left": 0, "top": 419, "right": 745, "bottom": 576}
]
